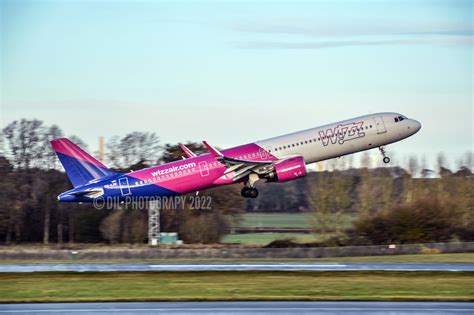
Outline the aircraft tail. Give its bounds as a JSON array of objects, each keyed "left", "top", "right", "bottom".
[{"left": 50, "top": 138, "right": 117, "bottom": 187}]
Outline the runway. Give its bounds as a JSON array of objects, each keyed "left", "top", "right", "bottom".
[
  {"left": 0, "top": 262, "right": 473, "bottom": 272},
  {"left": 0, "top": 302, "right": 473, "bottom": 314}
]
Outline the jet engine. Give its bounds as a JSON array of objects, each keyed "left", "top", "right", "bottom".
[{"left": 266, "top": 156, "right": 307, "bottom": 183}]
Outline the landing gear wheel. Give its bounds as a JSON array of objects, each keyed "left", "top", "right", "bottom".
[
  {"left": 241, "top": 187, "right": 259, "bottom": 198},
  {"left": 379, "top": 146, "right": 390, "bottom": 164},
  {"left": 248, "top": 187, "right": 259, "bottom": 198},
  {"left": 241, "top": 187, "right": 251, "bottom": 198}
]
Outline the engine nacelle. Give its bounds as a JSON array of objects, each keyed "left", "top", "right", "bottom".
[{"left": 267, "top": 156, "right": 307, "bottom": 183}]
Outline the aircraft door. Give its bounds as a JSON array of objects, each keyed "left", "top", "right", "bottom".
[
  {"left": 259, "top": 146, "right": 272, "bottom": 159},
  {"left": 199, "top": 161, "right": 209, "bottom": 176},
  {"left": 118, "top": 177, "right": 131, "bottom": 196},
  {"left": 373, "top": 116, "right": 387, "bottom": 134}
]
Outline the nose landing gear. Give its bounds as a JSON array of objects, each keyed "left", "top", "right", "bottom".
[{"left": 379, "top": 146, "right": 391, "bottom": 164}]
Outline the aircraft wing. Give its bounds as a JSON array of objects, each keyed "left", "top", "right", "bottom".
[{"left": 202, "top": 141, "right": 275, "bottom": 181}]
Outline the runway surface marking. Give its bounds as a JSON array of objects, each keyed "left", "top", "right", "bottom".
[
  {"left": 148, "top": 264, "right": 349, "bottom": 268},
  {"left": 1, "top": 302, "right": 473, "bottom": 314},
  {"left": 0, "top": 262, "right": 473, "bottom": 272}
]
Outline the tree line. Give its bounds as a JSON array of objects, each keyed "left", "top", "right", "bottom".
[{"left": 0, "top": 119, "right": 472, "bottom": 245}]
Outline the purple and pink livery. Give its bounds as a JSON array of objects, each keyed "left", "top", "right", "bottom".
[{"left": 52, "top": 112, "right": 421, "bottom": 201}]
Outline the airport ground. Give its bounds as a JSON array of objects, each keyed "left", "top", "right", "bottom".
[
  {"left": 0, "top": 252, "right": 473, "bottom": 264},
  {"left": 1, "top": 301, "right": 473, "bottom": 315},
  {"left": 0, "top": 270, "right": 473, "bottom": 303}
]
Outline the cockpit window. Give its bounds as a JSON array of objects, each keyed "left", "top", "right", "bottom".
[{"left": 394, "top": 115, "right": 407, "bottom": 122}]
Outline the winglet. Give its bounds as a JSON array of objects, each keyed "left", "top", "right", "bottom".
[
  {"left": 179, "top": 143, "right": 197, "bottom": 158},
  {"left": 202, "top": 141, "right": 224, "bottom": 158}
]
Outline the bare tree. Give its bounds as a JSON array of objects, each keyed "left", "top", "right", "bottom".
[
  {"left": 346, "top": 154, "right": 354, "bottom": 169},
  {"left": 106, "top": 132, "right": 161, "bottom": 169},
  {"left": 43, "top": 125, "right": 64, "bottom": 170},
  {"left": 436, "top": 152, "right": 452, "bottom": 176},
  {"left": 465, "top": 151, "right": 473, "bottom": 171},
  {"left": 2, "top": 119, "right": 47, "bottom": 169},
  {"left": 419, "top": 155, "right": 434, "bottom": 179},
  {"left": 100, "top": 211, "right": 123, "bottom": 244},
  {"left": 160, "top": 142, "right": 208, "bottom": 164},
  {"left": 307, "top": 172, "right": 332, "bottom": 234},
  {"left": 360, "top": 151, "right": 372, "bottom": 169},
  {"left": 407, "top": 155, "right": 419, "bottom": 178}
]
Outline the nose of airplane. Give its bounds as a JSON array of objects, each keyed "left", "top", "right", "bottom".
[{"left": 411, "top": 119, "right": 422, "bottom": 133}]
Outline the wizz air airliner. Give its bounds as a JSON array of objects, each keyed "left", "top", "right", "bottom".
[{"left": 52, "top": 112, "right": 421, "bottom": 201}]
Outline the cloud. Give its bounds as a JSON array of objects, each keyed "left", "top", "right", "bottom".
[
  {"left": 236, "top": 36, "right": 473, "bottom": 50},
  {"left": 231, "top": 15, "right": 473, "bottom": 50},
  {"left": 231, "top": 18, "right": 473, "bottom": 38}
]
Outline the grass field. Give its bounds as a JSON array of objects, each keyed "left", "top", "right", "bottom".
[
  {"left": 233, "top": 213, "right": 313, "bottom": 228},
  {"left": 225, "top": 213, "right": 355, "bottom": 245},
  {"left": 221, "top": 232, "right": 328, "bottom": 244},
  {"left": 0, "top": 271, "right": 472, "bottom": 303},
  {"left": 232, "top": 213, "right": 355, "bottom": 229},
  {"left": 231, "top": 212, "right": 355, "bottom": 229},
  {"left": 0, "top": 253, "right": 473, "bottom": 264}
]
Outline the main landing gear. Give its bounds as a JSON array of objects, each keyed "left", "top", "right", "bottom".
[
  {"left": 241, "top": 173, "right": 259, "bottom": 198},
  {"left": 241, "top": 186, "right": 259, "bottom": 198},
  {"left": 379, "top": 146, "right": 391, "bottom": 164}
]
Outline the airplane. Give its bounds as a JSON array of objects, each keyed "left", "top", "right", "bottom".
[{"left": 52, "top": 112, "right": 421, "bottom": 201}]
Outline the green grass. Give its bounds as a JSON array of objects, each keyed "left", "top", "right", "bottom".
[
  {"left": 231, "top": 212, "right": 356, "bottom": 231},
  {"left": 0, "top": 253, "right": 473, "bottom": 264},
  {"left": 234, "top": 213, "right": 314, "bottom": 228},
  {"left": 221, "top": 233, "right": 328, "bottom": 245},
  {"left": 0, "top": 271, "right": 472, "bottom": 303}
]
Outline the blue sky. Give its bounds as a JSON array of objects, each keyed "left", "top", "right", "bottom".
[{"left": 1, "top": 0, "right": 472, "bottom": 169}]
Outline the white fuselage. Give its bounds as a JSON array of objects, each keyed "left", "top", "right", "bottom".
[{"left": 256, "top": 112, "right": 421, "bottom": 164}]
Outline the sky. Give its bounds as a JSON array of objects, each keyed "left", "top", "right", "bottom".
[{"left": 1, "top": 0, "right": 473, "bottom": 170}]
